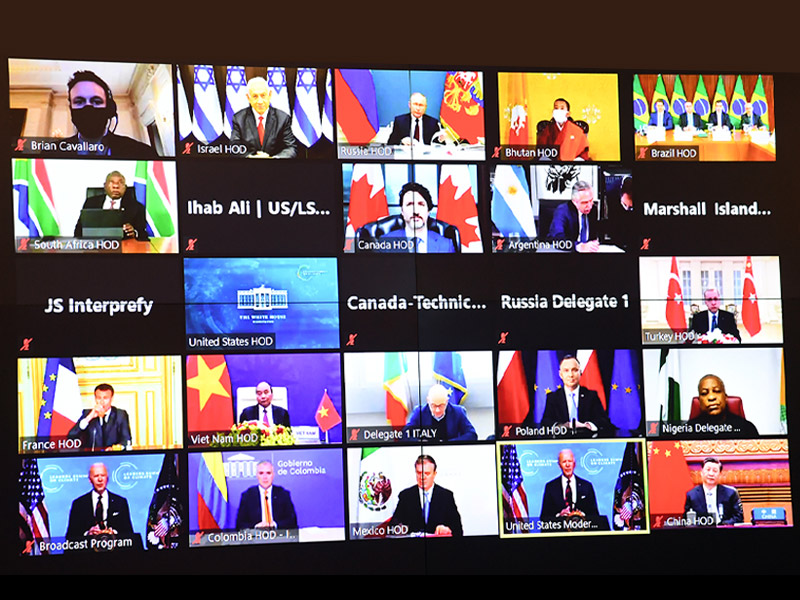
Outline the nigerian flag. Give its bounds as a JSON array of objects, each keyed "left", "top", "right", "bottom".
[
  {"left": 670, "top": 75, "right": 687, "bottom": 121},
  {"left": 729, "top": 75, "right": 747, "bottom": 129},
  {"left": 651, "top": 74, "right": 669, "bottom": 111},
  {"left": 632, "top": 75, "right": 648, "bottom": 130},
  {"left": 751, "top": 75, "right": 770, "bottom": 129},
  {"left": 693, "top": 76, "right": 710, "bottom": 122},
  {"left": 658, "top": 349, "right": 682, "bottom": 422},
  {"left": 134, "top": 161, "right": 175, "bottom": 237}
]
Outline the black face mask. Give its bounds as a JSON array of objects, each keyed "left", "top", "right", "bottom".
[{"left": 70, "top": 106, "right": 112, "bottom": 140}]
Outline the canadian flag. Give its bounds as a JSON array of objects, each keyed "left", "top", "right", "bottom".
[
  {"left": 741, "top": 256, "right": 761, "bottom": 336},
  {"left": 665, "top": 256, "right": 686, "bottom": 331}
]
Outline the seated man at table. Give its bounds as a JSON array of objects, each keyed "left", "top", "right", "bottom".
[
  {"left": 708, "top": 100, "right": 733, "bottom": 130},
  {"left": 74, "top": 171, "right": 148, "bottom": 240},
  {"left": 678, "top": 100, "right": 703, "bottom": 131},
  {"left": 536, "top": 98, "right": 589, "bottom": 161},
  {"left": 386, "top": 93, "right": 446, "bottom": 146},
  {"left": 648, "top": 99, "right": 674, "bottom": 130},
  {"left": 547, "top": 181, "right": 599, "bottom": 253},
  {"left": 740, "top": 103, "right": 766, "bottom": 130}
]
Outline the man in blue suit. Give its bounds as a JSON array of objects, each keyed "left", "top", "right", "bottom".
[
  {"left": 679, "top": 100, "right": 704, "bottom": 130},
  {"left": 684, "top": 457, "right": 743, "bottom": 525},
  {"left": 648, "top": 99, "right": 674, "bottom": 130},
  {"left": 708, "top": 100, "right": 733, "bottom": 130},
  {"left": 236, "top": 461, "right": 297, "bottom": 530},
  {"left": 382, "top": 182, "right": 457, "bottom": 253},
  {"left": 404, "top": 383, "right": 478, "bottom": 442},
  {"left": 238, "top": 381, "right": 291, "bottom": 427},
  {"left": 386, "top": 93, "right": 445, "bottom": 146},
  {"left": 547, "top": 180, "right": 599, "bottom": 253}
]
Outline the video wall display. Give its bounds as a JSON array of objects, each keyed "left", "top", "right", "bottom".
[{"left": 9, "top": 56, "right": 796, "bottom": 573}]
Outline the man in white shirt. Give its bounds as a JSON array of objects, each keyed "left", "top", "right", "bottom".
[
  {"left": 73, "top": 171, "right": 148, "bottom": 239},
  {"left": 539, "top": 449, "right": 600, "bottom": 520},
  {"left": 238, "top": 381, "right": 291, "bottom": 427},
  {"left": 386, "top": 92, "right": 445, "bottom": 146},
  {"left": 65, "top": 462, "right": 134, "bottom": 541},
  {"left": 235, "top": 461, "right": 298, "bottom": 529},
  {"left": 382, "top": 182, "right": 456, "bottom": 253}
]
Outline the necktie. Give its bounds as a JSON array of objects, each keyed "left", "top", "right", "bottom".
[
  {"left": 711, "top": 314, "right": 717, "bottom": 332},
  {"left": 414, "top": 119, "right": 421, "bottom": 142},
  {"left": 423, "top": 491, "right": 430, "bottom": 523},
  {"left": 263, "top": 488, "right": 272, "bottom": 525},
  {"left": 258, "top": 116, "right": 265, "bottom": 146},
  {"left": 110, "top": 200, "right": 117, "bottom": 210},
  {"left": 95, "top": 494, "right": 104, "bottom": 526},
  {"left": 564, "top": 479, "right": 572, "bottom": 509},
  {"left": 570, "top": 392, "right": 578, "bottom": 420},
  {"left": 263, "top": 407, "right": 271, "bottom": 427},
  {"left": 580, "top": 214, "right": 589, "bottom": 243}
]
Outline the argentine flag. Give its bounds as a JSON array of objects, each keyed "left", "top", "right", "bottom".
[
  {"left": 292, "top": 68, "right": 322, "bottom": 147},
  {"left": 491, "top": 164, "right": 537, "bottom": 239}
]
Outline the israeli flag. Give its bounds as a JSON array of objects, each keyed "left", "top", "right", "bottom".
[
  {"left": 322, "top": 69, "right": 334, "bottom": 142},
  {"left": 191, "top": 65, "right": 224, "bottom": 144},
  {"left": 223, "top": 66, "right": 249, "bottom": 139},
  {"left": 267, "top": 67, "right": 291, "bottom": 115},
  {"left": 176, "top": 69, "right": 193, "bottom": 141},
  {"left": 292, "top": 67, "right": 322, "bottom": 147}
]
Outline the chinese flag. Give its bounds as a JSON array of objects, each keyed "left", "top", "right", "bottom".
[
  {"left": 665, "top": 256, "right": 686, "bottom": 331},
  {"left": 315, "top": 390, "right": 342, "bottom": 432},
  {"left": 647, "top": 441, "right": 694, "bottom": 519},
  {"left": 741, "top": 256, "right": 762, "bottom": 337}
]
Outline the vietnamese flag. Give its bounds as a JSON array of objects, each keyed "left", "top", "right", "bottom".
[
  {"left": 741, "top": 256, "right": 762, "bottom": 337},
  {"left": 666, "top": 256, "right": 686, "bottom": 331},
  {"left": 315, "top": 389, "right": 342, "bottom": 432},
  {"left": 186, "top": 355, "right": 234, "bottom": 431}
]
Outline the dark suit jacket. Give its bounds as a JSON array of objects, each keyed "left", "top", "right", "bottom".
[
  {"left": 66, "top": 490, "right": 134, "bottom": 541},
  {"left": 67, "top": 407, "right": 132, "bottom": 450},
  {"left": 238, "top": 404, "right": 291, "bottom": 427},
  {"left": 382, "top": 229, "right": 456, "bottom": 253},
  {"left": 539, "top": 388, "right": 613, "bottom": 434},
  {"left": 403, "top": 404, "right": 477, "bottom": 441},
  {"left": 547, "top": 202, "right": 596, "bottom": 246},
  {"left": 690, "top": 309, "right": 741, "bottom": 341},
  {"left": 540, "top": 475, "right": 599, "bottom": 520},
  {"left": 741, "top": 113, "right": 764, "bottom": 129},
  {"left": 231, "top": 106, "right": 297, "bottom": 158},
  {"left": 387, "top": 113, "right": 442, "bottom": 145},
  {"left": 235, "top": 485, "right": 297, "bottom": 530},
  {"left": 684, "top": 484, "right": 743, "bottom": 525},
  {"left": 73, "top": 191, "right": 149, "bottom": 240},
  {"left": 679, "top": 113, "right": 704, "bottom": 128},
  {"left": 389, "top": 484, "right": 463, "bottom": 536},
  {"left": 61, "top": 132, "right": 156, "bottom": 158},
  {"left": 648, "top": 111, "right": 674, "bottom": 130},
  {"left": 708, "top": 111, "right": 733, "bottom": 129}
]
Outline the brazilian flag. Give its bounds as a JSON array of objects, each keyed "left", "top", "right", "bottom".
[
  {"left": 729, "top": 75, "right": 747, "bottom": 129},
  {"left": 712, "top": 76, "right": 728, "bottom": 113},
  {"left": 651, "top": 74, "right": 669, "bottom": 111},
  {"left": 751, "top": 75, "right": 770, "bottom": 129},
  {"left": 693, "top": 76, "right": 710, "bottom": 123},
  {"left": 670, "top": 75, "right": 687, "bottom": 122},
  {"left": 632, "top": 75, "right": 648, "bottom": 130}
]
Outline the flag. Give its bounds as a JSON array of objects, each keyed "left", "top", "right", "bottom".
[
  {"left": 751, "top": 75, "right": 769, "bottom": 128},
  {"left": 612, "top": 442, "right": 645, "bottom": 530},
  {"left": 321, "top": 69, "right": 334, "bottom": 142},
  {"left": 223, "top": 66, "right": 249, "bottom": 139},
  {"left": 437, "top": 165, "right": 482, "bottom": 252},
  {"left": 315, "top": 389, "right": 342, "bottom": 432},
  {"left": 13, "top": 158, "right": 59, "bottom": 236},
  {"left": 608, "top": 350, "right": 642, "bottom": 431},
  {"left": 501, "top": 445, "right": 529, "bottom": 521},
  {"left": 632, "top": 75, "right": 648, "bottom": 130},
  {"left": 651, "top": 74, "right": 669, "bottom": 111},
  {"left": 504, "top": 73, "right": 529, "bottom": 145},
  {"left": 134, "top": 161, "right": 175, "bottom": 237},
  {"left": 647, "top": 441, "right": 693, "bottom": 520},
  {"left": 670, "top": 75, "right": 687, "bottom": 121},
  {"left": 729, "top": 75, "right": 747, "bottom": 129},
  {"left": 197, "top": 452, "right": 228, "bottom": 530},
  {"left": 292, "top": 68, "right": 323, "bottom": 148},
  {"left": 433, "top": 352, "right": 468, "bottom": 405},
  {"left": 335, "top": 69, "right": 379, "bottom": 144},
  {"left": 693, "top": 76, "right": 710, "bottom": 120},
  {"left": 491, "top": 164, "right": 536, "bottom": 240},
  {"left": 186, "top": 355, "right": 234, "bottom": 431},
  {"left": 439, "top": 71, "right": 484, "bottom": 144},
  {"left": 146, "top": 455, "right": 182, "bottom": 549},
  {"left": 344, "top": 164, "right": 388, "bottom": 247},
  {"left": 741, "top": 256, "right": 761, "bottom": 337},
  {"left": 37, "top": 358, "right": 81, "bottom": 439},
  {"left": 176, "top": 69, "right": 193, "bottom": 141},
  {"left": 19, "top": 459, "right": 49, "bottom": 554},
  {"left": 266, "top": 67, "right": 291, "bottom": 115},
  {"left": 497, "top": 351, "right": 529, "bottom": 424},
  {"left": 658, "top": 349, "right": 681, "bottom": 422},
  {"left": 666, "top": 256, "right": 686, "bottom": 331},
  {"left": 780, "top": 350, "right": 787, "bottom": 431},
  {"left": 355, "top": 447, "right": 396, "bottom": 529},
  {"left": 534, "top": 350, "right": 561, "bottom": 425},
  {"left": 191, "top": 65, "right": 224, "bottom": 144},
  {"left": 577, "top": 349, "right": 606, "bottom": 409},
  {"left": 383, "top": 352, "right": 410, "bottom": 427},
  {"left": 712, "top": 75, "right": 728, "bottom": 113}
]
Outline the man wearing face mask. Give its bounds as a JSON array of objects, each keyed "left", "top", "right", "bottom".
[
  {"left": 62, "top": 71, "right": 156, "bottom": 158},
  {"left": 536, "top": 98, "right": 589, "bottom": 161}
]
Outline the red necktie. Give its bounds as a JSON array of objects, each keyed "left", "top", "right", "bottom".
[{"left": 258, "top": 116, "right": 265, "bottom": 146}]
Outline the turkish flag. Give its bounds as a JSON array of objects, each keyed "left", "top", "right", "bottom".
[
  {"left": 741, "top": 256, "right": 762, "bottom": 337},
  {"left": 666, "top": 256, "right": 687, "bottom": 331}
]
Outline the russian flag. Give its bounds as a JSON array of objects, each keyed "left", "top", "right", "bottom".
[{"left": 334, "top": 69, "right": 379, "bottom": 144}]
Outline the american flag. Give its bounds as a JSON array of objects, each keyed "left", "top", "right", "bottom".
[
  {"left": 501, "top": 445, "right": 529, "bottom": 521},
  {"left": 19, "top": 459, "right": 49, "bottom": 554}
]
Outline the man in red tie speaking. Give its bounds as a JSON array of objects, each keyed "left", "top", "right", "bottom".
[{"left": 231, "top": 77, "right": 297, "bottom": 158}]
